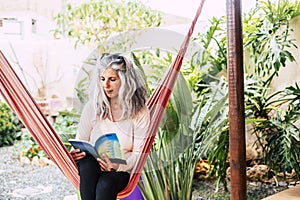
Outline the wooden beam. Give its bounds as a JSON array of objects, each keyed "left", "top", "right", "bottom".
[{"left": 226, "top": 0, "right": 247, "bottom": 199}]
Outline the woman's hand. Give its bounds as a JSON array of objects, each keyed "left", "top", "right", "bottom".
[
  {"left": 70, "top": 148, "right": 86, "bottom": 161},
  {"left": 97, "top": 154, "right": 119, "bottom": 172}
]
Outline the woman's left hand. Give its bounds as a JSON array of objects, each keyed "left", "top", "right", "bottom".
[{"left": 97, "top": 154, "right": 119, "bottom": 172}]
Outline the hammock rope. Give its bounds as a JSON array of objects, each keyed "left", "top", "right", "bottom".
[{"left": 0, "top": 0, "right": 205, "bottom": 198}]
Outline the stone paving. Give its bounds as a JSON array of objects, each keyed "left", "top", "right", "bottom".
[{"left": 262, "top": 184, "right": 300, "bottom": 200}]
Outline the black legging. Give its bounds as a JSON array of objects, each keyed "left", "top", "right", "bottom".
[{"left": 77, "top": 155, "right": 130, "bottom": 200}]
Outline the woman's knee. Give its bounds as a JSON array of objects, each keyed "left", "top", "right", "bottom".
[
  {"left": 96, "top": 172, "right": 130, "bottom": 195},
  {"left": 96, "top": 174, "right": 114, "bottom": 191}
]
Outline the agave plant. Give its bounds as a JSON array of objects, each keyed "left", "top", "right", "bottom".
[
  {"left": 139, "top": 73, "right": 195, "bottom": 200},
  {"left": 131, "top": 49, "right": 197, "bottom": 199}
]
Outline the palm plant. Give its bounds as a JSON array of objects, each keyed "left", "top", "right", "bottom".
[
  {"left": 249, "top": 83, "right": 300, "bottom": 178},
  {"left": 244, "top": 0, "right": 300, "bottom": 179},
  {"left": 244, "top": 0, "right": 299, "bottom": 78}
]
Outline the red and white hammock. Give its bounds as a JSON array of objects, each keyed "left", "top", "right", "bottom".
[{"left": 0, "top": 1, "right": 205, "bottom": 198}]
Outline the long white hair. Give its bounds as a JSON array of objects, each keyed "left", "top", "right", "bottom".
[{"left": 90, "top": 53, "right": 147, "bottom": 120}]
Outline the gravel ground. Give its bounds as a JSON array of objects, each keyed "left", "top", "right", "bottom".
[
  {"left": 0, "top": 146, "right": 76, "bottom": 200},
  {"left": 191, "top": 179, "right": 290, "bottom": 200},
  {"left": 0, "top": 145, "right": 291, "bottom": 200}
]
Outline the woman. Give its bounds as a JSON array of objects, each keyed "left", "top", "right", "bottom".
[{"left": 70, "top": 53, "right": 150, "bottom": 200}]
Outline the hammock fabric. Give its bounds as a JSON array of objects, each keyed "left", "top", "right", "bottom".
[{"left": 0, "top": 0, "right": 205, "bottom": 198}]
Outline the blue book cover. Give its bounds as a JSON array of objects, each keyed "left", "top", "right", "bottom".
[{"left": 69, "top": 133, "right": 127, "bottom": 164}]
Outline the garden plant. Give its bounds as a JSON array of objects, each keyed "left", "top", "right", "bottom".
[{"left": 0, "top": 101, "right": 21, "bottom": 147}]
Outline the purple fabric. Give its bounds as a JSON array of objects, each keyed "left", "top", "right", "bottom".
[
  {"left": 121, "top": 177, "right": 144, "bottom": 200},
  {"left": 121, "top": 184, "right": 144, "bottom": 200}
]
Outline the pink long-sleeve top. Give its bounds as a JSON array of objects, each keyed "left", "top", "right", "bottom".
[{"left": 76, "top": 101, "right": 150, "bottom": 172}]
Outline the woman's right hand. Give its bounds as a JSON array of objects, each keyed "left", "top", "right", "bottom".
[{"left": 70, "top": 148, "right": 86, "bottom": 161}]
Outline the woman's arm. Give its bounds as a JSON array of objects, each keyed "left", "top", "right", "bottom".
[
  {"left": 117, "top": 107, "right": 150, "bottom": 172},
  {"left": 70, "top": 101, "right": 94, "bottom": 161},
  {"left": 76, "top": 101, "right": 95, "bottom": 141}
]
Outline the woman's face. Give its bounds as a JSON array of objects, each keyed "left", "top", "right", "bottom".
[{"left": 100, "top": 68, "right": 121, "bottom": 100}]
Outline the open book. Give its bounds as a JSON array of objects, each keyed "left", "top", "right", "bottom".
[{"left": 69, "top": 133, "right": 127, "bottom": 165}]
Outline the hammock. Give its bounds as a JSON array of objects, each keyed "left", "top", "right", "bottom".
[{"left": 0, "top": 0, "right": 205, "bottom": 198}]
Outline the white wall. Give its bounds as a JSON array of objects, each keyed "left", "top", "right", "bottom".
[{"left": 0, "top": 39, "right": 92, "bottom": 107}]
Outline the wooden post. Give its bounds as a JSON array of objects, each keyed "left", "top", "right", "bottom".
[{"left": 226, "top": 0, "right": 247, "bottom": 199}]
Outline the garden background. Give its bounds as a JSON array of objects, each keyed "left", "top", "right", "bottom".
[{"left": 1, "top": 0, "right": 300, "bottom": 199}]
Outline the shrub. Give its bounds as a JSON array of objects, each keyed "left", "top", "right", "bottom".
[
  {"left": 16, "top": 129, "right": 47, "bottom": 159},
  {"left": 0, "top": 101, "right": 20, "bottom": 147},
  {"left": 53, "top": 109, "right": 80, "bottom": 151}
]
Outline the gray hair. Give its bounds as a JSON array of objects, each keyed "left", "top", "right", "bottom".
[{"left": 92, "top": 53, "right": 147, "bottom": 120}]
